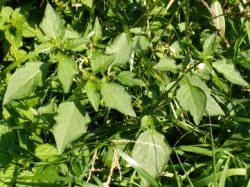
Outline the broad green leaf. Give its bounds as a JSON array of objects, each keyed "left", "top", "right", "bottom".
[
  {"left": 90, "top": 52, "right": 114, "bottom": 73},
  {"left": 63, "top": 38, "right": 88, "bottom": 51},
  {"left": 101, "top": 82, "right": 136, "bottom": 117},
  {"left": 53, "top": 101, "right": 90, "bottom": 154},
  {"left": 81, "top": 0, "right": 93, "bottom": 8},
  {"left": 85, "top": 80, "right": 100, "bottom": 111},
  {"left": 176, "top": 83, "right": 207, "bottom": 125},
  {"left": 62, "top": 29, "right": 88, "bottom": 51},
  {"left": 0, "top": 165, "right": 16, "bottom": 187},
  {"left": 211, "top": 1, "right": 225, "bottom": 37},
  {"left": 106, "top": 33, "right": 132, "bottom": 66},
  {"left": 213, "top": 59, "right": 249, "bottom": 86},
  {"left": 56, "top": 53, "right": 78, "bottom": 93},
  {"left": 35, "top": 144, "right": 58, "bottom": 162},
  {"left": 131, "top": 130, "right": 171, "bottom": 186},
  {"left": 117, "top": 71, "right": 145, "bottom": 87},
  {"left": 3, "top": 62, "right": 48, "bottom": 105},
  {"left": 205, "top": 94, "right": 225, "bottom": 116},
  {"left": 132, "top": 35, "right": 150, "bottom": 51},
  {"left": 187, "top": 74, "right": 224, "bottom": 116},
  {"left": 93, "top": 17, "right": 102, "bottom": 43},
  {"left": 153, "top": 57, "right": 178, "bottom": 73},
  {"left": 41, "top": 3, "right": 65, "bottom": 40},
  {"left": 188, "top": 74, "right": 210, "bottom": 93},
  {"left": 0, "top": 6, "right": 13, "bottom": 22},
  {"left": 118, "top": 149, "right": 160, "bottom": 187},
  {"left": 202, "top": 32, "right": 216, "bottom": 57}
]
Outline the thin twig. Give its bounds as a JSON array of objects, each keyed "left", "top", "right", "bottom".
[
  {"left": 87, "top": 149, "right": 98, "bottom": 182},
  {"left": 103, "top": 148, "right": 121, "bottom": 187}
]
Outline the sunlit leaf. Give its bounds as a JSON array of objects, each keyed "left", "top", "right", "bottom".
[
  {"left": 90, "top": 52, "right": 114, "bottom": 73},
  {"left": 101, "top": 82, "right": 136, "bottom": 117},
  {"left": 118, "top": 149, "right": 160, "bottom": 187},
  {"left": 246, "top": 20, "right": 250, "bottom": 43},
  {"left": 3, "top": 62, "right": 48, "bottom": 105},
  {"left": 117, "top": 71, "right": 145, "bottom": 87},
  {"left": 106, "top": 33, "right": 132, "bottom": 66},
  {"left": 205, "top": 94, "right": 225, "bottom": 116},
  {"left": 56, "top": 53, "right": 78, "bottom": 93},
  {"left": 211, "top": 1, "right": 225, "bottom": 37},
  {"left": 213, "top": 59, "right": 249, "bottom": 86},
  {"left": 132, "top": 35, "right": 150, "bottom": 51},
  {"left": 131, "top": 130, "right": 171, "bottom": 186},
  {"left": 41, "top": 3, "right": 65, "bottom": 40},
  {"left": 35, "top": 144, "right": 59, "bottom": 162},
  {"left": 176, "top": 82, "right": 207, "bottom": 125},
  {"left": 85, "top": 79, "right": 100, "bottom": 111},
  {"left": 93, "top": 17, "right": 102, "bottom": 43},
  {"left": 153, "top": 57, "right": 178, "bottom": 73},
  {"left": 202, "top": 32, "right": 216, "bottom": 57},
  {"left": 53, "top": 101, "right": 90, "bottom": 154}
]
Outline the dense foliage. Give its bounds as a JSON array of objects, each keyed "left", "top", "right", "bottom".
[{"left": 0, "top": 0, "right": 249, "bottom": 186}]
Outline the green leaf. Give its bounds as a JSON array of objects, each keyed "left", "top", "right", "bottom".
[
  {"left": 93, "top": 17, "right": 102, "bottom": 43},
  {"left": 205, "top": 94, "right": 225, "bottom": 116},
  {"left": 81, "top": 0, "right": 93, "bottom": 8},
  {"left": 0, "top": 125, "right": 14, "bottom": 166},
  {"left": 202, "top": 32, "right": 216, "bottom": 57},
  {"left": 131, "top": 130, "right": 171, "bottom": 186},
  {"left": 176, "top": 83, "right": 207, "bottom": 125},
  {"left": 3, "top": 62, "right": 48, "bottom": 105},
  {"left": 63, "top": 38, "right": 88, "bottom": 51},
  {"left": 141, "top": 115, "right": 155, "bottom": 129},
  {"left": 211, "top": 1, "right": 225, "bottom": 37},
  {"left": 41, "top": 3, "right": 65, "bottom": 40},
  {"left": 85, "top": 80, "right": 100, "bottom": 111},
  {"left": 90, "top": 52, "right": 114, "bottom": 73},
  {"left": 187, "top": 74, "right": 224, "bottom": 116},
  {"left": 35, "top": 144, "right": 59, "bottom": 162},
  {"left": 106, "top": 33, "right": 132, "bottom": 66},
  {"left": 101, "top": 82, "right": 136, "bottom": 117},
  {"left": 213, "top": 59, "right": 249, "bottom": 86},
  {"left": 118, "top": 149, "right": 160, "bottom": 187},
  {"left": 218, "top": 157, "right": 230, "bottom": 187},
  {"left": 246, "top": 20, "right": 250, "bottom": 43},
  {"left": 117, "top": 71, "right": 145, "bottom": 87},
  {"left": 0, "top": 6, "right": 13, "bottom": 22},
  {"left": 53, "top": 101, "right": 90, "bottom": 154},
  {"left": 190, "top": 168, "right": 246, "bottom": 187},
  {"left": 56, "top": 53, "right": 78, "bottom": 93},
  {"left": 177, "top": 145, "right": 217, "bottom": 157},
  {"left": 132, "top": 35, "right": 150, "bottom": 52},
  {"left": 153, "top": 57, "right": 178, "bottom": 73},
  {"left": 4, "top": 26, "right": 23, "bottom": 51},
  {"left": 0, "top": 165, "right": 16, "bottom": 186}
]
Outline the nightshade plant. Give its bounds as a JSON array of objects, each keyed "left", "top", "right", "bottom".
[{"left": 0, "top": 0, "right": 249, "bottom": 186}]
